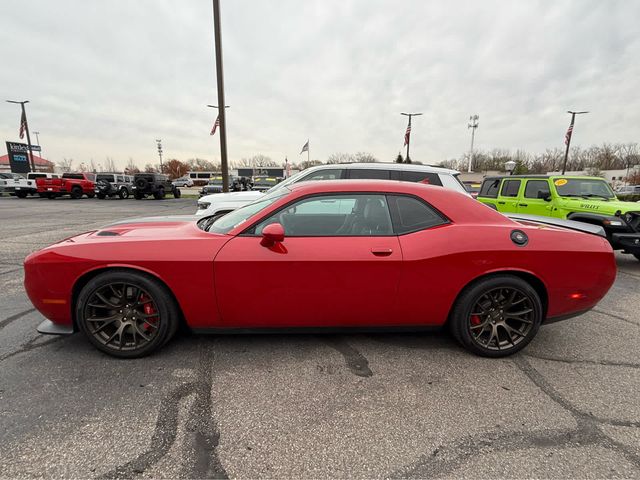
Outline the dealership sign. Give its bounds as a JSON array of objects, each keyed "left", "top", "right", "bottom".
[{"left": 5, "top": 141, "right": 31, "bottom": 173}]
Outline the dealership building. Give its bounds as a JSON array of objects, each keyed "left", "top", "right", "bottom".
[{"left": 0, "top": 153, "right": 54, "bottom": 173}]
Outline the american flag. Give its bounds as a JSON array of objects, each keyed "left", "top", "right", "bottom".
[
  {"left": 210, "top": 115, "right": 220, "bottom": 136},
  {"left": 19, "top": 110, "right": 27, "bottom": 139},
  {"left": 564, "top": 118, "right": 574, "bottom": 146},
  {"left": 300, "top": 140, "right": 309, "bottom": 154},
  {"left": 404, "top": 122, "right": 411, "bottom": 146}
]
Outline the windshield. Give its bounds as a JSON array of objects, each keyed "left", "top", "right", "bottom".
[
  {"left": 206, "top": 189, "right": 289, "bottom": 234},
  {"left": 208, "top": 176, "right": 224, "bottom": 184},
  {"left": 97, "top": 174, "right": 114, "bottom": 182},
  {"left": 254, "top": 176, "right": 279, "bottom": 185},
  {"left": 263, "top": 169, "right": 309, "bottom": 194},
  {"left": 553, "top": 178, "right": 615, "bottom": 199}
]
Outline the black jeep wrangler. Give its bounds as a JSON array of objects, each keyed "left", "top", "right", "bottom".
[{"left": 132, "top": 173, "right": 181, "bottom": 200}]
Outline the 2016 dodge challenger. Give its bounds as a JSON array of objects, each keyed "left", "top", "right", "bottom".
[{"left": 24, "top": 180, "right": 616, "bottom": 358}]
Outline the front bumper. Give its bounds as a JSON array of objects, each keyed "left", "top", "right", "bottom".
[
  {"left": 37, "top": 319, "right": 74, "bottom": 335},
  {"left": 611, "top": 232, "right": 640, "bottom": 253}
]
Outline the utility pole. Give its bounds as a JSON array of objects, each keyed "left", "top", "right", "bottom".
[
  {"left": 401, "top": 112, "right": 422, "bottom": 163},
  {"left": 156, "top": 139, "right": 163, "bottom": 172},
  {"left": 6, "top": 100, "right": 36, "bottom": 171},
  {"left": 562, "top": 110, "right": 588, "bottom": 175},
  {"left": 467, "top": 115, "right": 479, "bottom": 173},
  {"left": 212, "top": 0, "right": 229, "bottom": 192}
]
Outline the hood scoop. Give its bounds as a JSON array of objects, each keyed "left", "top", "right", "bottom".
[{"left": 96, "top": 230, "right": 121, "bottom": 237}]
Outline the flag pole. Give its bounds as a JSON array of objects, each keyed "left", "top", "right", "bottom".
[{"left": 561, "top": 110, "right": 588, "bottom": 175}]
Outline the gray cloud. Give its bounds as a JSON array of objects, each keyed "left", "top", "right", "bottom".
[{"left": 1, "top": 0, "right": 639, "bottom": 169}]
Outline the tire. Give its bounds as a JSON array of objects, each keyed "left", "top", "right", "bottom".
[
  {"left": 97, "top": 193, "right": 106, "bottom": 200},
  {"left": 86, "top": 192, "right": 95, "bottom": 199},
  {"left": 76, "top": 270, "right": 180, "bottom": 358},
  {"left": 153, "top": 187, "right": 165, "bottom": 200},
  {"left": 47, "top": 193, "right": 56, "bottom": 200},
  {"left": 173, "top": 188, "right": 181, "bottom": 199},
  {"left": 119, "top": 188, "right": 130, "bottom": 199},
  {"left": 449, "top": 274, "right": 543, "bottom": 357},
  {"left": 134, "top": 192, "right": 144, "bottom": 200},
  {"left": 38, "top": 193, "right": 46, "bottom": 198},
  {"left": 135, "top": 177, "right": 148, "bottom": 190},
  {"left": 15, "top": 191, "right": 28, "bottom": 198},
  {"left": 70, "top": 186, "right": 83, "bottom": 199}
]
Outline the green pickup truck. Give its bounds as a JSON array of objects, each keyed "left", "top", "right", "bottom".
[{"left": 477, "top": 175, "right": 640, "bottom": 261}]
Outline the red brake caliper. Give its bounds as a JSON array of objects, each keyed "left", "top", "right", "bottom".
[
  {"left": 470, "top": 315, "right": 481, "bottom": 326},
  {"left": 139, "top": 294, "right": 157, "bottom": 331}
]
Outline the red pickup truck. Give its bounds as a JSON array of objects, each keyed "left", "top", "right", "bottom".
[{"left": 37, "top": 172, "right": 97, "bottom": 199}]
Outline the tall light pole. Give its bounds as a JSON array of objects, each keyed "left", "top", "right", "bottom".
[
  {"left": 467, "top": 115, "right": 479, "bottom": 173},
  {"left": 6, "top": 100, "right": 36, "bottom": 171},
  {"left": 562, "top": 110, "right": 588, "bottom": 175},
  {"left": 156, "top": 139, "right": 163, "bottom": 172},
  {"left": 401, "top": 112, "right": 422, "bottom": 163},
  {"left": 212, "top": 0, "right": 230, "bottom": 192}
]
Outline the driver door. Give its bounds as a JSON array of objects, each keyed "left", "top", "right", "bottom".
[{"left": 214, "top": 193, "right": 402, "bottom": 328}]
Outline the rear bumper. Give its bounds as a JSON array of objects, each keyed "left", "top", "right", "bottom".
[{"left": 544, "top": 308, "right": 593, "bottom": 324}]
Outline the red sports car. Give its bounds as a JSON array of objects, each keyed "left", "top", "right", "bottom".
[{"left": 24, "top": 180, "right": 616, "bottom": 358}]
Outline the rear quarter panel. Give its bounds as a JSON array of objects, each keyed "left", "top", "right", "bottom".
[{"left": 395, "top": 223, "right": 616, "bottom": 325}]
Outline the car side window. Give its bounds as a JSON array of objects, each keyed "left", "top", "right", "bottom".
[
  {"left": 501, "top": 179, "right": 521, "bottom": 197},
  {"left": 387, "top": 195, "right": 447, "bottom": 234},
  {"left": 400, "top": 171, "right": 443, "bottom": 186},
  {"left": 253, "top": 194, "right": 393, "bottom": 236},
  {"left": 479, "top": 179, "right": 500, "bottom": 198},
  {"left": 301, "top": 169, "right": 343, "bottom": 181},
  {"left": 524, "top": 180, "right": 550, "bottom": 199},
  {"left": 348, "top": 169, "right": 390, "bottom": 180}
]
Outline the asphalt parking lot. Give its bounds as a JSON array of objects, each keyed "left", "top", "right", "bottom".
[{"left": 0, "top": 195, "right": 638, "bottom": 479}]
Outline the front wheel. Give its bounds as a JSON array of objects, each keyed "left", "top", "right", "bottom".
[
  {"left": 70, "top": 186, "right": 83, "bottom": 199},
  {"left": 76, "top": 270, "right": 179, "bottom": 358},
  {"left": 173, "top": 188, "right": 181, "bottom": 198},
  {"left": 119, "top": 188, "right": 130, "bottom": 199},
  {"left": 449, "top": 275, "right": 543, "bottom": 357}
]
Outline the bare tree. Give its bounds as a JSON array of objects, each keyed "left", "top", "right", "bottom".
[
  {"left": 125, "top": 158, "right": 140, "bottom": 174},
  {"left": 354, "top": 152, "right": 378, "bottom": 163},
  {"left": 327, "top": 152, "right": 355, "bottom": 164},
  {"left": 57, "top": 158, "right": 74, "bottom": 172},
  {"left": 104, "top": 157, "right": 117, "bottom": 172}
]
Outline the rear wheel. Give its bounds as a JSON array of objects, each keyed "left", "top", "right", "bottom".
[
  {"left": 449, "top": 275, "right": 543, "bottom": 357},
  {"left": 119, "top": 187, "right": 129, "bottom": 199},
  {"left": 173, "top": 188, "right": 181, "bottom": 198},
  {"left": 47, "top": 193, "right": 56, "bottom": 200},
  {"left": 76, "top": 270, "right": 179, "bottom": 358},
  {"left": 70, "top": 186, "right": 83, "bottom": 199}
]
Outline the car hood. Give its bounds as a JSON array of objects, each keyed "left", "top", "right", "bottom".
[
  {"left": 559, "top": 198, "right": 640, "bottom": 214},
  {"left": 52, "top": 215, "right": 214, "bottom": 244},
  {"left": 199, "top": 190, "right": 264, "bottom": 204}
]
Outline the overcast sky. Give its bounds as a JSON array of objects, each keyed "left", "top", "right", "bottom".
[{"left": 1, "top": 0, "right": 639, "bottom": 169}]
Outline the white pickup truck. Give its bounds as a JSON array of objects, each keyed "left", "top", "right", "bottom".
[{"left": 11, "top": 172, "right": 60, "bottom": 198}]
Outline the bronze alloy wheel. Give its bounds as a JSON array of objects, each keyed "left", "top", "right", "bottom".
[
  {"left": 83, "top": 282, "right": 162, "bottom": 352},
  {"left": 468, "top": 287, "right": 534, "bottom": 351}
]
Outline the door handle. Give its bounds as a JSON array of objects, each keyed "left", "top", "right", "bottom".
[
  {"left": 498, "top": 201, "right": 505, "bottom": 205},
  {"left": 371, "top": 247, "right": 393, "bottom": 256},
  {"left": 518, "top": 203, "right": 528, "bottom": 207}
]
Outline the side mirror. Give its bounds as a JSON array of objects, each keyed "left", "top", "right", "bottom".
[
  {"left": 538, "top": 191, "right": 551, "bottom": 201},
  {"left": 260, "top": 223, "right": 285, "bottom": 247}
]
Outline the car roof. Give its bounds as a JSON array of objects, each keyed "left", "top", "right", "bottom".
[{"left": 303, "top": 162, "right": 459, "bottom": 175}]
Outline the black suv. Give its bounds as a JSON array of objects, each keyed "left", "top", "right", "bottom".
[{"left": 133, "top": 173, "right": 181, "bottom": 200}]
